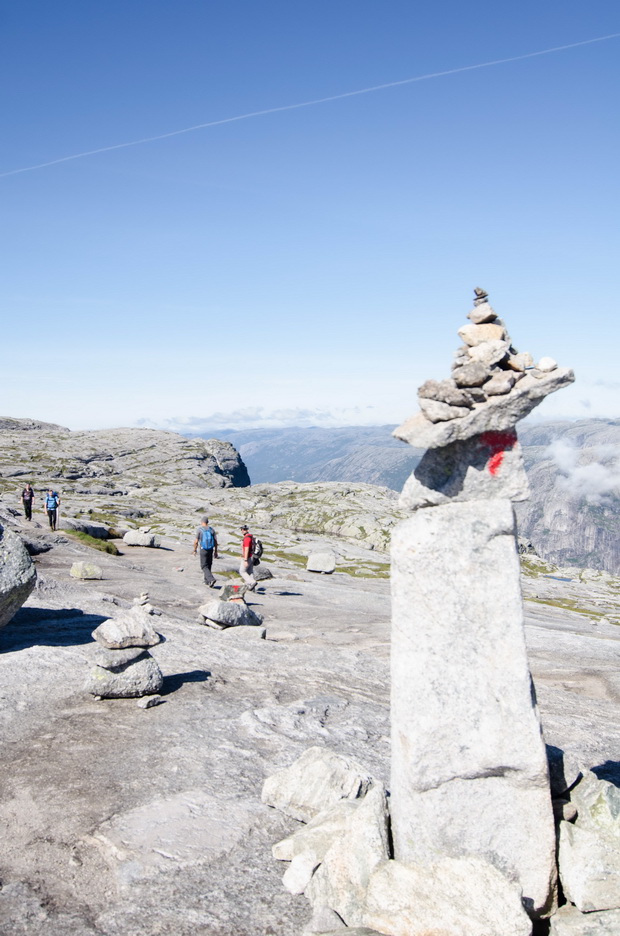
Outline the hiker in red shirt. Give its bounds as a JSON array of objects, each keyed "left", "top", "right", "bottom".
[{"left": 239, "top": 524, "right": 257, "bottom": 591}]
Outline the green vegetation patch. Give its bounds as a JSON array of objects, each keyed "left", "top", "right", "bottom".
[{"left": 63, "top": 530, "right": 120, "bottom": 555}]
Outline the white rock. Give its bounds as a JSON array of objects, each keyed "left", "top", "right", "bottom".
[
  {"left": 558, "top": 821, "right": 620, "bottom": 912},
  {"left": 306, "top": 552, "right": 336, "bottom": 573},
  {"left": 273, "top": 800, "right": 358, "bottom": 862},
  {"left": 538, "top": 356, "right": 558, "bottom": 372},
  {"left": 123, "top": 530, "right": 161, "bottom": 547},
  {"left": 390, "top": 500, "right": 557, "bottom": 916},
  {"left": 70, "top": 561, "right": 103, "bottom": 580},
  {"left": 363, "top": 857, "right": 532, "bottom": 936},
  {"left": 304, "top": 785, "right": 390, "bottom": 926},
  {"left": 261, "top": 746, "right": 373, "bottom": 822},
  {"left": 92, "top": 606, "right": 162, "bottom": 649},
  {"left": 549, "top": 904, "right": 620, "bottom": 935}
]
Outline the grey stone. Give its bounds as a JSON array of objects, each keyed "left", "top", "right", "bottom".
[
  {"left": 307, "top": 552, "right": 337, "bottom": 574},
  {"left": 458, "top": 322, "right": 506, "bottom": 346},
  {"left": 400, "top": 431, "right": 529, "bottom": 509},
  {"left": 87, "top": 644, "right": 148, "bottom": 671},
  {"left": 558, "top": 820, "right": 620, "bottom": 912},
  {"left": 273, "top": 800, "right": 358, "bottom": 862},
  {"left": 261, "top": 746, "right": 374, "bottom": 822},
  {"left": 70, "top": 561, "right": 103, "bottom": 580},
  {"left": 390, "top": 500, "right": 557, "bottom": 916},
  {"left": 198, "top": 599, "right": 263, "bottom": 628},
  {"left": 136, "top": 694, "right": 163, "bottom": 709},
  {"left": 468, "top": 338, "right": 511, "bottom": 366},
  {"left": 484, "top": 371, "right": 517, "bottom": 395},
  {"left": 549, "top": 905, "right": 620, "bottom": 935},
  {"left": 570, "top": 771, "right": 620, "bottom": 841},
  {"left": 84, "top": 653, "right": 164, "bottom": 698},
  {"left": 0, "top": 524, "right": 37, "bottom": 628},
  {"left": 223, "top": 625, "right": 267, "bottom": 640},
  {"left": 417, "top": 379, "right": 474, "bottom": 407},
  {"left": 253, "top": 565, "right": 273, "bottom": 581},
  {"left": 363, "top": 857, "right": 532, "bottom": 936},
  {"left": 304, "top": 785, "right": 390, "bottom": 926},
  {"left": 452, "top": 361, "right": 491, "bottom": 387},
  {"left": 418, "top": 399, "right": 471, "bottom": 423},
  {"left": 395, "top": 367, "right": 575, "bottom": 449},
  {"left": 467, "top": 301, "right": 497, "bottom": 324},
  {"left": 92, "top": 606, "right": 162, "bottom": 648},
  {"left": 123, "top": 530, "right": 161, "bottom": 547}
]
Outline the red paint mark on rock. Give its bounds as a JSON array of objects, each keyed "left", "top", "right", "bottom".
[{"left": 480, "top": 430, "right": 517, "bottom": 476}]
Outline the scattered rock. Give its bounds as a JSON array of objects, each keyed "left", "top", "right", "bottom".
[
  {"left": 307, "top": 551, "right": 337, "bottom": 574},
  {"left": 92, "top": 606, "right": 162, "bottom": 649},
  {"left": 123, "top": 530, "right": 161, "bottom": 547},
  {"left": 137, "top": 694, "right": 164, "bottom": 709},
  {"left": 70, "top": 561, "right": 103, "bottom": 580},
  {"left": 198, "top": 599, "right": 263, "bottom": 628},
  {"left": 262, "top": 746, "right": 374, "bottom": 822},
  {"left": 84, "top": 654, "right": 163, "bottom": 698}
]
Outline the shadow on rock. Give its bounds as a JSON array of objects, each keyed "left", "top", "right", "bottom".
[
  {"left": 592, "top": 760, "right": 620, "bottom": 787},
  {"left": 160, "top": 669, "right": 212, "bottom": 695},
  {"left": 0, "top": 607, "right": 108, "bottom": 651}
]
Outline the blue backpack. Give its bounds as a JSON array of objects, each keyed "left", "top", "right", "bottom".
[{"left": 200, "top": 527, "right": 215, "bottom": 550}]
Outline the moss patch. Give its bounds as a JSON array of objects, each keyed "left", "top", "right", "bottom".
[{"left": 62, "top": 530, "right": 120, "bottom": 555}]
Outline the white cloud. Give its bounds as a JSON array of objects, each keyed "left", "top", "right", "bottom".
[
  {"left": 137, "top": 405, "right": 389, "bottom": 434},
  {"left": 548, "top": 440, "right": 620, "bottom": 505}
]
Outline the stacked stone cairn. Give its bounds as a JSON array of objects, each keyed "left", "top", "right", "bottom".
[
  {"left": 84, "top": 596, "right": 164, "bottom": 699},
  {"left": 260, "top": 293, "right": 618, "bottom": 934},
  {"left": 198, "top": 584, "right": 264, "bottom": 631}
]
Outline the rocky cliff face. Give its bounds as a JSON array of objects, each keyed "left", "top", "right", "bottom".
[
  {"left": 0, "top": 421, "right": 251, "bottom": 493},
  {"left": 516, "top": 419, "right": 620, "bottom": 574}
]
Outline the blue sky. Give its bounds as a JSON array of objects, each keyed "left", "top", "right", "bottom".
[{"left": 2, "top": 1, "right": 619, "bottom": 431}]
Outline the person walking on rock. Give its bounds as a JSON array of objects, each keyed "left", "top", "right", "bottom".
[
  {"left": 21, "top": 483, "right": 35, "bottom": 521},
  {"left": 193, "top": 516, "right": 218, "bottom": 587},
  {"left": 44, "top": 489, "right": 60, "bottom": 531},
  {"left": 239, "top": 524, "right": 257, "bottom": 591}
]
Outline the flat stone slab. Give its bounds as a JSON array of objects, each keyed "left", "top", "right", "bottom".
[{"left": 394, "top": 367, "right": 574, "bottom": 449}]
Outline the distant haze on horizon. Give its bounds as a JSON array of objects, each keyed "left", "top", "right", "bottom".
[{"left": 2, "top": 2, "right": 618, "bottom": 431}]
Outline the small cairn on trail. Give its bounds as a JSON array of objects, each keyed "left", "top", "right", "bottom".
[
  {"left": 84, "top": 595, "right": 164, "bottom": 699},
  {"left": 197, "top": 582, "right": 264, "bottom": 630}
]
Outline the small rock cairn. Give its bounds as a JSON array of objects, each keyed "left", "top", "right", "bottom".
[{"left": 84, "top": 594, "right": 164, "bottom": 699}]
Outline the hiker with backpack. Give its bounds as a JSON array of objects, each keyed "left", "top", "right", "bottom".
[
  {"left": 193, "top": 517, "right": 218, "bottom": 588},
  {"left": 44, "top": 489, "right": 60, "bottom": 531},
  {"left": 21, "top": 483, "right": 35, "bottom": 521},
  {"left": 239, "top": 524, "right": 262, "bottom": 591}
]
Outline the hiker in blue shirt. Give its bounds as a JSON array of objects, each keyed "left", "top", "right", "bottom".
[
  {"left": 192, "top": 516, "right": 218, "bottom": 588},
  {"left": 44, "top": 489, "right": 60, "bottom": 531}
]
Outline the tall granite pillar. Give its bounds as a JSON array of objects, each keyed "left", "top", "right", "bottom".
[{"left": 390, "top": 289, "right": 574, "bottom": 918}]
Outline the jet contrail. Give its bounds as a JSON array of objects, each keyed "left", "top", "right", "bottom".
[{"left": 2, "top": 31, "right": 619, "bottom": 179}]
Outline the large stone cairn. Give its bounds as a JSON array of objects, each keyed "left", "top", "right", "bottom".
[
  {"left": 390, "top": 289, "right": 574, "bottom": 921},
  {"left": 84, "top": 596, "right": 164, "bottom": 698}
]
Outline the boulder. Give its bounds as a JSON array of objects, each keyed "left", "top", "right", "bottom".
[
  {"left": 549, "top": 904, "right": 620, "bottom": 935},
  {"left": 305, "top": 785, "right": 391, "bottom": 925},
  {"left": 262, "top": 746, "right": 373, "bottom": 822},
  {"left": 363, "top": 857, "right": 532, "bottom": 936},
  {"left": 123, "top": 530, "right": 161, "bottom": 547},
  {"left": 306, "top": 552, "right": 337, "bottom": 574},
  {"left": 92, "top": 607, "right": 162, "bottom": 649},
  {"left": 253, "top": 565, "right": 273, "bottom": 581},
  {"left": 390, "top": 500, "right": 557, "bottom": 917},
  {"left": 198, "top": 599, "right": 263, "bottom": 628},
  {"left": 60, "top": 518, "right": 109, "bottom": 539},
  {"left": 84, "top": 653, "right": 163, "bottom": 698},
  {"left": 70, "top": 561, "right": 103, "bottom": 580},
  {"left": 0, "top": 524, "right": 37, "bottom": 629},
  {"left": 557, "top": 771, "right": 620, "bottom": 912}
]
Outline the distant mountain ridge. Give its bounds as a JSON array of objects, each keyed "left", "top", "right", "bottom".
[{"left": 194, "top": 420, "right": 620, "bottom": 574}]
